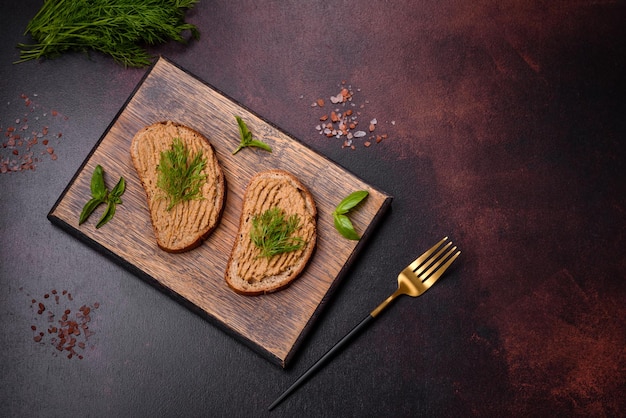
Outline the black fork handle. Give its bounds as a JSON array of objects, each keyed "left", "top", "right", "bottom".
[{"left": 268, "top": 313, "right": 376, "bottom": 410}]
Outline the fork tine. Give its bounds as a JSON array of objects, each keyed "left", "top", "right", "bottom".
[
  {"left": 421, "top": 245, "right": 458, "bottom": 279},
  {"left": 408, "top": 237, "right": 450, "bottom": 271},
  {"left": 414, "top": 242, "right": 452, "bottom": 276},
  {"left": 422, "top": 246, "right": 460, "bottom": 288}
]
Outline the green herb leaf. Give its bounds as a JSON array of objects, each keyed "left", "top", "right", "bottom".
[
  {"left": 335, "top": 190, "right": 369, "bottom": 215},
  {"left": 79, "top": 165, "right": 125, "bottom": 227},
  {"left": 96, "top": 201, "right": 116, "bottom": 229},
  {"left": 333, "top": 213, "right": 361, "bottom": 240},
  {"left": 110, "top": 196, "right": 123, "bottom": 205},
  {"left": 250, "top": 207, "right": 305, "bottom": 258},
  {"left": 157, "top": 137, "right": 207, "bottom": 210},
  {"left": 90, "top": 165, "right": 107, "bottom": 200},
  {"left": 79, "top": 197, "right": 105, "bottom": 225},
  {"left": 16, "top": 0, "right": 200, "bottom": 68},
  {"left": 110, "top": 176, "right": 126, "bottom": 198},
  {"left": 332, "top": 190, "right": 369, "bottom": 240},
  {"left": 232, "top": 116, "right": 272, "bottom": 154}
]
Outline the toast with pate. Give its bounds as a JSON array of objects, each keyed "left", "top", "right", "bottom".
[
  {"left": 130, "top": 121, "right": 225, "bottom": 253},
  {"left": 225, "top": 170, "right": 317, "bottom": 295}
]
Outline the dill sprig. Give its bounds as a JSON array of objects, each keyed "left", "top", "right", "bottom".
[
  {"left": 250, "top": 208, "right": 305, "bottom": 259},
  {"left": 157, "top": 137, "right": 207, "bottom": 211},
  {"left": 16, "top": 0, "right": 200, "bottom": 68}
]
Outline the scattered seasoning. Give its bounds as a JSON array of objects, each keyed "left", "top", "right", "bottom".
[
  {"left": 310, "top": 81, "right": 395, "bottom": 150},
  {"left": 22, "top": 287, "right": 99, "bottom": 360},
  {"left": 1, "top": 93, "right": 67, "bottom": 174}
]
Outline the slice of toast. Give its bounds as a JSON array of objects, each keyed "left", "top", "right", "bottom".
[
  {"left": 225, "top": 170, "right": 317, "bottom": 295},
  {"left": 130, "top": 121, "right": 225, "bottom": 253}
]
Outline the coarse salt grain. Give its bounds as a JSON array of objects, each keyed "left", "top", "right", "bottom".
[
  {"left": 310, "top": 83, "right": 393, "bottom": 150},
  {"left": 1, "top": 93, "right": 66, "bottom": 174},
  {"left": 330, "top": 94, "right": 343, "bottom": 104}
]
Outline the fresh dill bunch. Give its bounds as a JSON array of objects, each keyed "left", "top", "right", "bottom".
[
  {"left": 16, "top": 0, "right": 200, "bottom": 68},
  {"left": 250, "top": 208, "right": 305, "bottom": 259},
  {"left": 157, "top": 137, "right": 207, "bottom": 211}
]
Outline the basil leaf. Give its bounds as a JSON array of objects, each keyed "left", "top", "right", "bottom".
[
  {"left": 232, "top": 115, "right": 272, "bottom": 154},
  {"left": 334, "top": 190, "right": 368, "bottom": 215},
  {"left": 96, "top": 201, "right": 116, "bottom": 229},
  {"left": 90, "top": 165, "right": 107, "bottom": 200},
  {"left": 333, "top": 213, "right": 361, "bottom": 240},
  {"left": 79, "top": 197, "right": 105, "bottom": 225},
  {"left": 110, "top": 176, "right": 126, "bottom": 198},
  {"left": 249, "top": 139, "right": 272, "bottom": 152},
  {"left": 80, "top": 165, "right": 126, "bottom": 228},
  {"left": 236, "top": 115, "right": 251, "bottom": 140}
]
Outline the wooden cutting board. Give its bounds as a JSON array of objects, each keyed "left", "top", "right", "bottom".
[{"left": 48, "top": 57, "right": 392, "bottom": 367}]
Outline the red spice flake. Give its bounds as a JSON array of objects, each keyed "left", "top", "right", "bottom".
[
  {"left": 25, "top": 288, "right": 99, "bottom": 360},
  {"left": 1, "top": 93, "right": 67, "bottom": 174}
]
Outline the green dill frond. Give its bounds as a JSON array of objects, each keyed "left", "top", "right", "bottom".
[
  {"left": 250, "top": 208, "right": 305, "bottom": 258},
  {"left": 16, "top": 0, "right": 200, "bottom": 68},
  {"left": 157, "top": 137, "right": 207, "bottom": 211}
]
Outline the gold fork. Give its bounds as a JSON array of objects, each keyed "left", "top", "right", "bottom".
[{"left": 269, "top": 237, "right": 460, "bottom": 410}]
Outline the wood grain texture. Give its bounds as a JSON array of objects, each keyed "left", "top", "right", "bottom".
[{"left": 48, "top": 57, "right": 392, "bottom": 367}]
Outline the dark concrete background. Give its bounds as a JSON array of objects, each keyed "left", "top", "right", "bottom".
[{"left": 2, "top": 1, "right": 625, "bottom": 416}]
